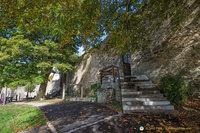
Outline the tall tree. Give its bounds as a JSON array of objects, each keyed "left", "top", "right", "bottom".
[
  {"left": 0, "top": 0, "right": 186, "bottom": 99},
  {"left": 0, "top": 33, "right": 77, "bottom": 99}
]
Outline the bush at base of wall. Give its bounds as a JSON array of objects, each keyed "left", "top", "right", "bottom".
[{"left": 159, "top": 74, "right": 188, "bottom": 107}]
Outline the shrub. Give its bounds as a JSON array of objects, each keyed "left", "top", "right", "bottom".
[
  {"left": 91, "top": 83, "right": 101, "bottom": 89},
  {"left": 90, "top": 95, "right": 97, "bottom": 98},
  {"left": 159, "top": 74, "right": 188, "bottom": 107}
]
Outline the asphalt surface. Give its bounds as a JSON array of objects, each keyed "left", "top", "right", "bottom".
[{"left": 21, "top": 102, "right": 196, "bottom": 133}]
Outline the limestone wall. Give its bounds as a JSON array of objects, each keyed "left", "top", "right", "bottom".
[
  {"left": 131, "top": 0, "right": 200, "bottom": 96},
  {"left": 71, "top": 52, "right": 121, "bottom": 93},
  {"left": 71, "top": 0, "right": 200, "bottom": 97},
  {"left": 0, "top": 73, "right": 61, "bottom": 99},
  {"left": 0, "top": 85, "right": 40, "bottom": 99}
]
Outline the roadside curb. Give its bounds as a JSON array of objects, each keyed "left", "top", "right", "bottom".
[{"left": 38, "top": 106, "right": 57, "bottom": 133}]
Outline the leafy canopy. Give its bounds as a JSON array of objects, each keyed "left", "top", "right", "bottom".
[
  {"left": 0, "top": 0, "right": 187, "bottom": 89},
  {"left": 0, "top": 0, "right": 186, "bottom": 55},
  {"left": 0, "top": 33, "right": 77, "bottom": 89}
]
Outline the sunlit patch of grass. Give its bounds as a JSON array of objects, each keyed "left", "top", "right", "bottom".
[
  {"left": 105, "top": 101, "right": 122, "bottom": 112},
  {"left": 0, "top": 104, "right": 46, "bottom": 133}
]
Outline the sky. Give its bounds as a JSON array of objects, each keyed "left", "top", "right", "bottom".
[
  {"left": 77, "top": 34, "right": 107, "bottom": 56},
  {"left": 77, "top": 46, "right": 84, "bottom": 56}
]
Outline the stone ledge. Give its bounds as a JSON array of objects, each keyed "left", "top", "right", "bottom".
[{"left": 65, "top": 97, "right": 97, "bottom": 102}]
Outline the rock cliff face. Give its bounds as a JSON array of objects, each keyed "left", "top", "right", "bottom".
[{"left": 71, "top": 0, "right": 199, "bottom": 96}]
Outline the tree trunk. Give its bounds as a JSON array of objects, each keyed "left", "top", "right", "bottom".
[
  {"left": 36, "top": 82, "right": 48, "bottom": 100},
  {"left": 26, "top": 91, "right": 29, "bottom": 101},
  {"left": 3, "top": 87, "right": 7, "bottom": 105},
  {"left": 62, "top": 73, "right": 67, "bottom": 101}
]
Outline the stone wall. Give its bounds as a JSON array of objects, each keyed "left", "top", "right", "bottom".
[
  {"left": 131, "top": 0, "right": 200, "bottom": 96},
  {"left": 0, "top": 73, "right": 61, "bottom": 99},
  {"left": 101, "top": 76, "right": 120, "bottom": 102},
  {"left": 71, "top": 0, "right": 200, "bottom": 97},
  {"left": 71, "top": 51, "right": 121, "bottom": 96}
]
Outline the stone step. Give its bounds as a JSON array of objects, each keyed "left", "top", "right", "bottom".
[
  {"left": 137, "top": 86, "right": 155, "bottom": 89},
  {"left": 122, "top": 82, "right": 136, "bottom": 85},
  {"left": 136, "top": 86, "right": 155, "bottom": 89},
  {"left": 123, "top": 109, "right": 178, "bottom": 114},
  {"left": 122, "top": 94, "right": 164, "bottom": 98},
  {"left": 137, "top": 88, "right": 159, "bottom": 91},
  {"left": 135, "top": 75, "right": 149, "bottom": 80},
  {"left": 122, "top": 97, "right": 167, "bottom": 102},
  {"left": 122, "top": 83, "right": 155, "bottom": 88},
  {"left": 123, "top": 76, "right": 137, "bottom": 79},
  {"left": 122, "top": 91, "right": 143, "bottom": 95},
  {"left": 143, "top": 101, "right": 170, "bottom": 106},
  {"left": 123, "top": 105, "right": 174, "bottom": 111},
  {"left": 121, "top": 85, "right": 136, "bottom": 89},
  {"left": 134, "top": 81, "right": 154, "bottom": 85},
  {"left": 123, "top": 81, "right": 154, "bottom": 84},
  {"left": 122, "top": 90, "right": 160, "bottom": 94},
  {"left": 122, "top": 88, "right": 160, "bottom": 92},
  {"left": 122, "top": 85, "right": 156, "bottom": 89},
  {"left": 139, "top": 94, "right": 163, "bottom": 98},
  {"left": 122, "top": 101, "right": 144, "bottom": 106},
  {"left": 123, "top": 101, "right": 170, "bottom": 106},
  {"left": 121, "top": 75, "right": 177, "bottom": 114},
  {"left": 135, "top": 84, "right": 155, "bottom": 87},
  {"left": 121, "top": 87, "right": 137, "bottom": 90},
  {"left": 121, "top": 79, "right": 150, "bottom": 83}
]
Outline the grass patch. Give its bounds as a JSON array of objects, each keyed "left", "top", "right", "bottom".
[
  {"left": 91, "top": 83, "right": 101, "bottom": 89},
  {"left": 0, "top": 104, "right": 46, "bottom": 133},
  {"left": 105, "top": 102, "right": 122, "bottom": 112},
  {"left": 89, "top": 95, "right": 97, "bottom": 98}
]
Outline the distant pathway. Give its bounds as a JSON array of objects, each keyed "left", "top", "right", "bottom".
[{"left": 14, "top": 101, "right": 53, "bottom": 107}]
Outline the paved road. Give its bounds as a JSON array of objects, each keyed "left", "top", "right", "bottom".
[
  {"left": 18, "top": 102, "right": 193, "bottom": 133},
  {"left": 39, "top": 102, "right": 120, "bottom": 133}
]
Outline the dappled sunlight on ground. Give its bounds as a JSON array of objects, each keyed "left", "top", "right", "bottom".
[{"left": 38, "top": 99, "right": 199, "bottom": 133}]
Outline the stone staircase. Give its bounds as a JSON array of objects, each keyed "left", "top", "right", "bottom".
[{"left": 121, "top": 75, "right": 177, "bottom": 114}]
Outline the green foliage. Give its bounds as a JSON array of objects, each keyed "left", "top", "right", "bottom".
[
  {"left": 112, "top": 102, "right": 122, "bottom": 111},
  {"left": 91, "top": 83, "right": 101, "bottom": 89},
  {"left": 0, "top": 104, "right": 46, "bottom": 133},
  {"left": 25, "top": 82, "right": 35, "bottom": 93},
  {"left": 159, "top": 74, "right": 188, "bottom": 107},
  {"left": 90, "top": 95, "right": 97, "bottom": 98},
  {"left": 0, "top": 33, "right": 77, "bottom": 90},
  {"left": 106, "top": 101, "right": 122, "bottom": 112},
  {"left": 49, "top": 75, "right": 54, "bottom": 81},
  {"left": 0, "top": 0, "right": 187, "bottom": 55}
]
